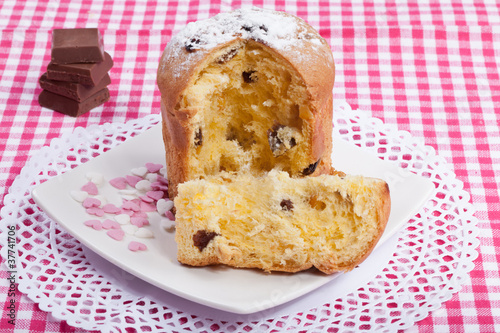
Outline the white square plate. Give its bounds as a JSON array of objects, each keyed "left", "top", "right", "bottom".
[{"left": 32, "top": 124, "right": 434, "bottom": 314}]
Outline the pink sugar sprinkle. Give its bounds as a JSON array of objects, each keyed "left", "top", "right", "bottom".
[
  {"left": 145, "top": 162, "right": 163, "bottom": 173},
  {"left": 146, "top": 190, "right": 164, "bottom": 201},
  {"left": 107, "top": 229, "right": 125, "bottom": 241},
  {"left": 125, "top": 175, "right": 143, "bottom": 187},
  {"left": 165, "top": 210, "right": 175, "bottom": 221},
  {"left": 151, "top": 182, "right": 168, "bottom": 191},
  {"left": 139, "top": 195, "right": 154, "bottom": 203},
  {"left": 81, "top": 181, "right": 98, "bottom": 195},
  {"left": 103, "top": 203, "right": 121, "bottom": 214},
  {"left": 120, "top": 209, "right": 135, "bottom": 216},
  {"left": 131, "top": 217, "right": 149, "bottom": 227},
  {"left": 82, "top": 197, "right": 101, "bottom": 208},
  {"left": 132, "top": 211, "right": 148, "bottom": 218},
  {"left": 140, "top": 201, "right": 157, "bottom": 213},
  {"left": 122, "top": 200, "right": 140, "bottom": 212},
  {"left": 86, "top": 207, "right": 105, "bottom": 217},
  {"left": 84, "top": 220, "right": 102, "bottom": 230},
  {"left": 109, "top": 177, "right": 128, "bottom": 189},
  {"left": 157, "top": 175, "right": 169, "bottom": 185},
  {"left": 102, "top": 219, "right": 121, "bottom": 230},
  {"left": 128, "top": 241, "right": 147, "bottom": 251}
]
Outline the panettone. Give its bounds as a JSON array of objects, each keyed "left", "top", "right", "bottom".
[
  {"left": 157, "top": 8, "right": 391, "bottom": 274},
  {"left": 174, "top": 171, "right": 391, "bottom": 274},
  {"left": 157, "top": 7, "right": 336, "bottom": 199}
]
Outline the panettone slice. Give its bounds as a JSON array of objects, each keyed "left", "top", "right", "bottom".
[{"left": 174, "top": 171, "right": 390, "bottom": 274}]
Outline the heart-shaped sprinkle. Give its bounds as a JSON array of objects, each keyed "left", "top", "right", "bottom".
[
  {"left": 131, "top": 167, "right": 148, "bottom": 177},
  {"left": 70, "top": 190, "right": 88, "bottom": 202},
  {"left": 120, "top": 209, "right": 135, "bottom": 216},
  {"left": 125, "top": 175, "right": 143, "bottom": 187},
  {"left": 157, "top": 199, "right": 174, "bottom": 216},
  {"left": 93, "top": 195, "right": 107, "bottom": 205},
  {"left": 86, "top": 207, "right": 105, "bottom": 217},
  {"left": 81, "top": 181, "right": 98, "bottom": 195},
  {"left": 128, "top": 241, "right": 148, "bottom": 251},
  {"left": 82, "top": 197, "right": 101, "bottom": 208},
  {"left": 121, "top": 194, "right": 137, "bottom": 201},
  {"left": 114, "top": 214, "right": 131, "bottom": 225},
  {"left": 122, "top": 200, "right": 140, "bottom": 212},
  {"left": 139, "top": 195, "right": 154, "bottom": 203},
  {"left": 135, "top": 180, "right": 152, "bottom": 192},
  {"left": 145, "top": 173, "right": 158, "bottom": 182},
  {"left": 103, "top": 203, "right": 121, "bottom": 214},
  {"left": 119, "top": 189, "right": 137, "bottom": 201},
  {"left": 134, "top": 228, "right": 154, "bottom": 238},
  {"left": 160, "top": 167, "right": 167, "bottom": 177},
  {"left": 151, "top": 183, "right": 168, "bottom": 191},
  {"left": 102, "top": 219, "right": 121, "bottom": 229},
  {"left": 157, "top": 175, "right": 169, "bottom": 185},
  {"left": 131, "top": 217, "right": 149, "bottom": 228},
  {"left": 107, "top": 229, "right": 125, "bottom": 241},
  {"left": 119, "top": 189, "right": 137, "bottom": 195},
  {"left": 132, "top": 211, "right": 148, "bottom": 218},
  {"left": 145, "top": 162, "right": 163, "bottom": 173},
  {"left": 86, "top": 172, "right": 104, "bottom": 186},
  {"left": 146, "top": 191, "right": 164, "bottom": 201},
  {"left": 110, "top": 177, "right": 128, "bottom": 190},
  {"left": 122, "top": 224, "right": 138, "bottom": 235},
  {"left": 165, "top": 210, "right": 175, "bottom": 221},
  {"left": 84, "top": 219, "right": 102, "bottom": 230},
  {"left": 140, "top": 201, "right": 157, "bottom": 213}
]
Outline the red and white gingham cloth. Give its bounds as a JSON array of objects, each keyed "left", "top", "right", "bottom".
[{"left": 0, "top": 1, "right": 499, "bottom": 332}]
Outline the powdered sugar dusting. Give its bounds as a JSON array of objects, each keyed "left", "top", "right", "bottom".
[
  {"left": 162, "top": 7, "right": 325, "bottom": 76},
  {"left": 176, "top": 8, "right": 309, "bottom": 50}
]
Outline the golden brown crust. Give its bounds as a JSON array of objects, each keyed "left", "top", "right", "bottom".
[
  {"left": 157, "top": 9, "right": 334, "bottom": 118},
  {"left": 157, "top": 8, "right": 335, "bottom": 198}
]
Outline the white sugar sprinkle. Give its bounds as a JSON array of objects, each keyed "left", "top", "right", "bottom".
[{"left": 135, "top": 228, "right": 154, "bottom": 238}]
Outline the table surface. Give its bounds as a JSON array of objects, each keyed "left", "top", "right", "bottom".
[{"left": 0, "top": 1, "right": 499, "bottom": 332}]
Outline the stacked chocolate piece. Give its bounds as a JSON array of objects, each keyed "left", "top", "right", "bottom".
[{"left": 38, "top": 28, "right": 113, "bottom": 117}]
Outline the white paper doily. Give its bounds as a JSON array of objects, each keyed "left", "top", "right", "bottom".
[{"left": 0, "top": 101, "right": 479, "bottom": 332}]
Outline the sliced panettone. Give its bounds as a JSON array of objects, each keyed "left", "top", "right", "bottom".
[{"left": 174, "top": 171, "right": 391, "bottom": 274}]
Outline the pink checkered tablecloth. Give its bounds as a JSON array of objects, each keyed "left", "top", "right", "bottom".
[{"left": 0, "top": 1, "right": 498, "bottom": 332}]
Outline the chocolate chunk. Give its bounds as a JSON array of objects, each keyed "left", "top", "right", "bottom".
[
  {"left": 259, "top": 25, "right": 268, "bottom": 33},
  {"left": 242, "top": 70, "right": 256, "bottom": 83},
  {"left": 302, "top": 160, "right": 320, "bottom": 176},
  {"left": 216, "top": 47, "right": 239, "bottom": 64},
  {"left": 193, "top": 230, "right": 219, "bottom": 251},
  {"left": 51, "top": 28, "right": 105, "bottom": 64},
  {"left": 194, "top": 127, "right": 203, "bottom": 147},
  {"left": 185, "top": 38, "right": 202, "bottom": 52},
  {"left": 47, "top": 52, "right": 113, "bottom": 87},
  {"left": 39, "top": 73, "right": 111, "bottom": 102},
  {"left": 267, "top": 124, "right": 297, "bottom": 157},
  {"left": 280, "top": 199, "right": 294, "bottom": 211},
  {"left": 38, "top": 88, "right": 110, "bottom": 117}
]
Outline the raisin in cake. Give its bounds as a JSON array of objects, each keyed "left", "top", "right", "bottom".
[
  {"left": 174, "top": 171, "right": 391, "bottom": 274},
  {"left": 157, "top": 7, "right": 336, "bottom": 198}
]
